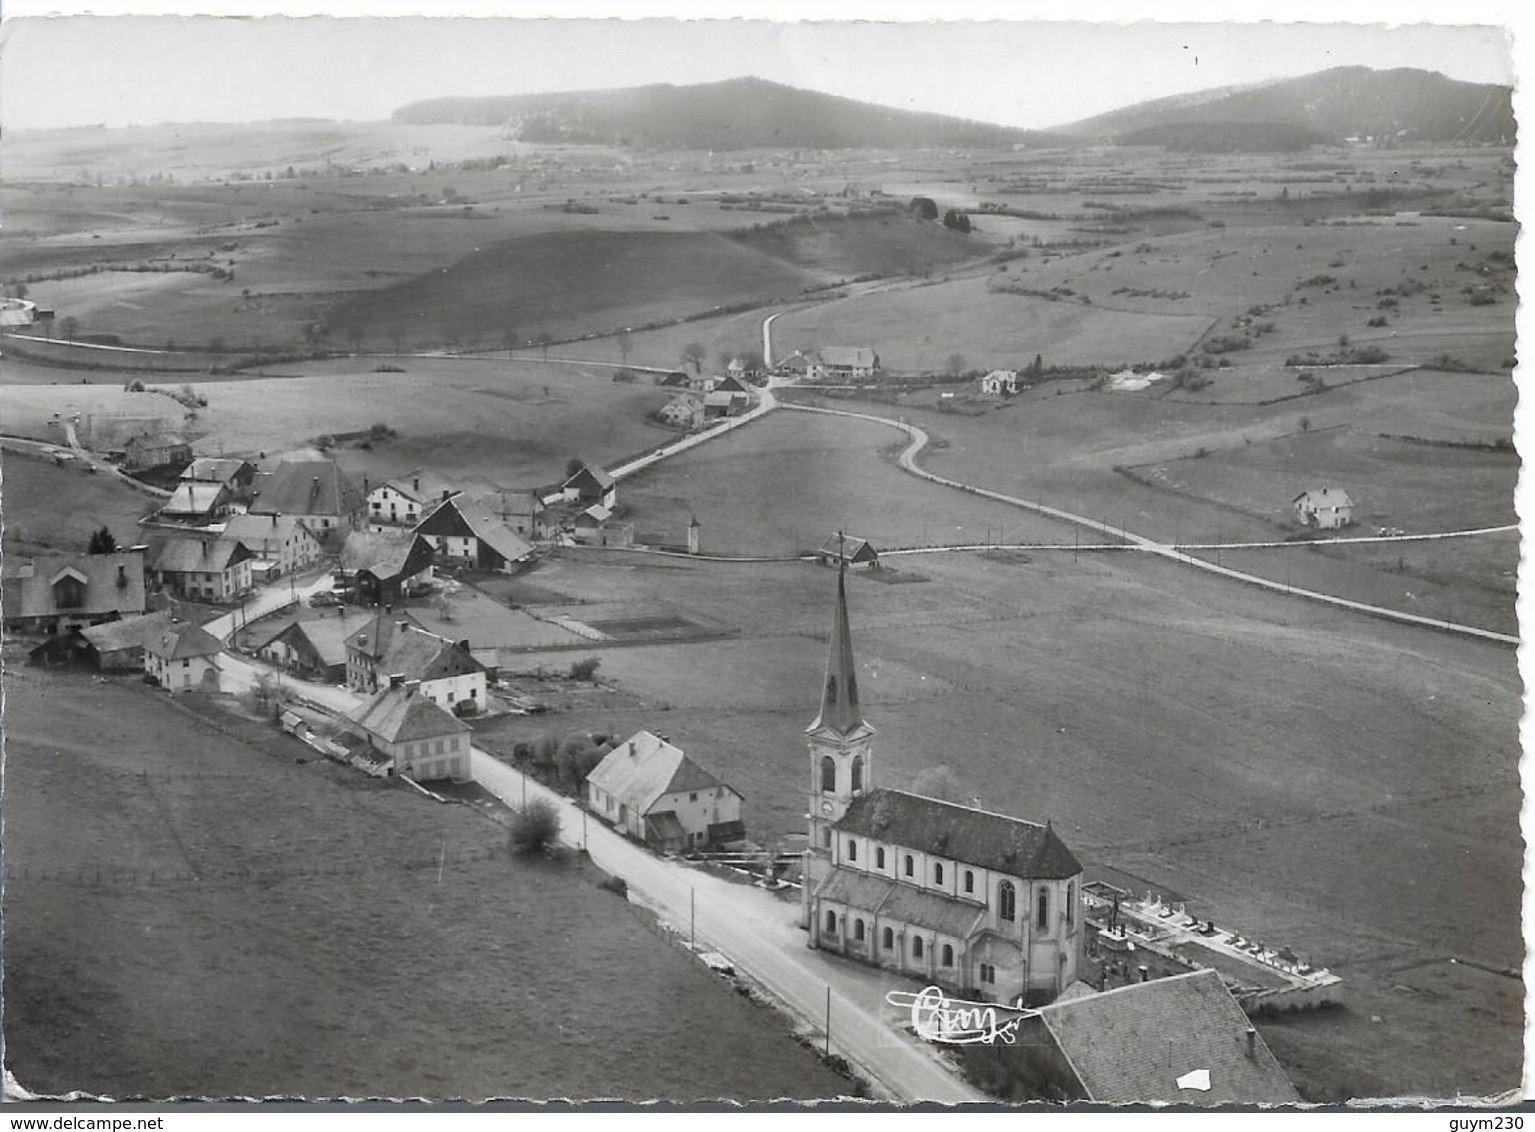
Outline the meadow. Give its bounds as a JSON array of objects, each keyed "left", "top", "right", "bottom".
[
  {"left": 1, "top": 663, "right": 851, "bottom": 1101},
  {"left": 0, "top": 444, "right": 160, "bottom": 556}
]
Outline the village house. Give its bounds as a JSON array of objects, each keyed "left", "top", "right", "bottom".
[
  {"left": 1, "top": 546, "right": 148, "bottom": 635},
  {"left": 802, "top": 569, "right": 1085, "bottom": 1005},
  {"left": 344, "top": 611, "right": 486, "bottom": 714},
  {"left": 180, "top": 457, "right": 258, "bottom": 496},
  {"left": 124, "top": 431, "right": 192, "bottom": 471},
  {"left": 657, "top": 394, "right": 704, "bottom": 430},
  {"left": 338, "top": 529, "right": 436, "bottom": 606},
  {"left": 79, "top": 610, "right": 174, "bottom": 670},
  {"left": 1001, "top": 970, "right": 1300, "bottom": 1105},
  {"left": 657, "top": 371, "right": 691, "bottom": 388},
  {"left": 144, "top": 621, "right": 224, "bottom": 692},
  {"left": 413, "top": 494, "right": 537, "bottom": 573},
  {"left": 713, "top": 372, "right": 752, "bottom": 396},
  {"left": 249, "top": 459, "right": 366, "bottom": 534},
  {"left": 586, "top": 730, "right": 746, "bottom": 853},
  {"left": 342, "top": 675, "right": 474, "bottom": 781},
  {"left": 570, "top": 503, "right": 629, "bottom": 547},
  {"left": 367, "top": 470, "right": 461, "bottom": 530},
  {"left": 702, "top": 390, "right": 743, "bottom": 420},
  {"left": 817, "top": 534, "right": 880, "bottom": 570},
  {"left": 562, "top": 463, "right": 618, "bottom": 511},
  {"left": 980, "top": 369, "right": 1020, "bottom": 396},
  {"left": 256, "top": 610, "right": 372, "bottom": 683},
  {"left": 805, "top": 347, "right": 880, "bottom": 381},
  {"left": 149, "top": 536, "right": 254, "bottom": 602},
  {"left": 1292, "top": 486, "right": 1355, "bottom": 530},
  {"left": 157, "top": 481, "right": 234, "bottom": 526},
  {"left": 221, "top": 513, "right": 324, "bottom": 578}
]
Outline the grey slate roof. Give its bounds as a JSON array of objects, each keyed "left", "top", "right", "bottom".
[
  {"left": 586, "top": 730, "right": 737, "bottom": 817},
  {"left": 815, "top": 868, "right": 986, "bottom": 938},
  {"left": 80, "top": 610, "right": 174, "bottom": 653},
  {"left": 146, "top": 622, "right": 224, "bottom": 660},
  {"left": 345, "top": 683, "right": 471, "bottom": 745},
  {"left": 222, "top": 513, "right": 320, "bottom": 557},
  {"left": 252, "top": 460, "right": 364, "bottom": 518},
  {"left": 152, "top": 536, "right": 250, "bottom": 575},
  {"left": 834, "top": 789, "right": 1081, "bottom": 880},
  {"left": 1, "top": 548, "right": 148, "bottom": 621},
  {"left": 1037, "top": 969, "right": 1301, "bottom": 1106}
]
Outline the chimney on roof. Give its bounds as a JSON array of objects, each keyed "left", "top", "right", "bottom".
[
  {"left": 389, "top": 673, "right": 405, "bottom": 689},
  {"left": 413, "top": 475, "right": 420, "bottom": 493},
  {"left": 398, "top": 620, "right": 410, "bottom": 632},
  {"left": 404, "top": 679, "right": 421, "bottom": 694},
  {"left": 442, "top": 489, "right": 451, "bottom": 500}
]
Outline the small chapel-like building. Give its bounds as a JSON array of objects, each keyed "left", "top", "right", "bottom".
[{"left": 802, "top": 568, "right": 1085, "bottom": 1005}]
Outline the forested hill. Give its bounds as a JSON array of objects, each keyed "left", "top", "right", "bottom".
[
  {"left": 392, "top": 77, "right": 1066, "bottom": 150},
  {"left": 1053, "top": 67, "right": 1514, "bottom": 147}
]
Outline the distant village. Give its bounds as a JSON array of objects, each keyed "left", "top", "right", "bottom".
[{"left": 4, "top": 342, "right": 1348, "bottom": 1106}]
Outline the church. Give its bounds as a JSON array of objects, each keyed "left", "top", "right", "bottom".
[{"left": 802, "top": 567, "right": 1085, "bottom": 1005}]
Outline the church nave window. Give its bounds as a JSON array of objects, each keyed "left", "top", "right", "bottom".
[
  {"left": 999, "top": 881, "right": 1016, "bottom": 922},
  {"left": 913, "top": 936, "right": 924, "bottom": 959},
  {"left": 847, "top": 838, "right": 858, "bottom": 862},
  {"left": 934, "top": 862, "right": 945, "bottom": 885},
  {"left": 941, "top": 944, "right": 955, "bottom": 967},
  {"left": 854, "top": 919, "right": 865, "bottom": 942},
  {"left": 904, "top": 854, "right": 915, "bottom": 878},
  {"left": 1036, "top": 886, "right": 1050, "bottom": 931},
  {"left": 875, "top": 846, "right": 886, "bottom": 869}
]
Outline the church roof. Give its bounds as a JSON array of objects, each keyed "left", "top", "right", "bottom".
[
  {"left": 816, "top": 868, "right": 987, "bottom": 939},
  {"left": 807, "top": 567, "right": 869, "bottom": 738},
  {"left": 834, "top": 789, "right": 1081, "bottom": 879}
]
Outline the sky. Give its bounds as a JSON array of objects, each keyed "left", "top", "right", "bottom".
[{"left": 0, "top": 3, "right": 1520, "bottom": 133}]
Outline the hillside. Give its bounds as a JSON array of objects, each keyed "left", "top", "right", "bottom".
[
  {"left": 1055, "top": 67, "right": 1515, "bottom": 147},
  {"left": 393, "top": 77, "right": 1061, "bottom": 151}
]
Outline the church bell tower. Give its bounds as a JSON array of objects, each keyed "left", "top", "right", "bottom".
[{"left": 802, "top": 560, "right": 875, "bottom": 920}]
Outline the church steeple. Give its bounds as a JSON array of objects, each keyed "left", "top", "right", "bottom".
[{"left": 810, "top": 563, "right": 865, "bottom": 737}]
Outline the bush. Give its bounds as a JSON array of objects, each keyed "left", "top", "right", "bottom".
[
  {"left": 508, "top": 799, "right": 561, "bottom": 855},
  {"left": 569, "top": 657, "right": 602, "bottom": 681}
]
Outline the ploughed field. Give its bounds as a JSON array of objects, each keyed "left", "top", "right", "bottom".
[{"left": 0, "top": 665, "right": 851, "bottom": 1101}]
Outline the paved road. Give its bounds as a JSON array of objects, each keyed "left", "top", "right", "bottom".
[
  {"left": 470, "top": 749, "right": 988, "bottom": 1105},
  {"left": 784, "top": 402, "right": 1517, "bottom": 646},
  {"left": 606, "top": 379, "right": 779, "bottom": 482},
  {"left": 203, "top": 571, "right": 336, "bottom": 643}
]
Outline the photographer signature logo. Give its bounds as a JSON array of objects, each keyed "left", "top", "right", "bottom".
[{"left": 885, "top": 985, "right": 1033, "bottom": 1045}]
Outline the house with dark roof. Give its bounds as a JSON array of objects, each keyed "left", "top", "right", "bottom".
[
  {"left": 562, "top": 463, "right": 617, "bottom": 510},
  {"left": 157, "top": 482, "right": 234, "bottom": 526},
  {"left": 338, "top": 529, "right": 436, "bottom": 606},
  {"left": 342, "top": 675, "right": 473, "bottom": 781},
  {"left": 180, "top": 457, "right": 257, "bottom": 494},
  {"left": 144, "top": 621, "right": 224, "bottom": 691},
  {"left": 249, "top": 459, "right": 366, "bottom": 533},
  {"left": 414, "top": 495, "right": 537, "bottom": 573},
  {"left": 344, "top": 611, "right": 486, "bottom": 714},
  {"left": 124, "top": 431, "right": 192, "bottom": 471},
  {"left": 256, "top": 610, "right": 373, "bottom": 682},
  {"left": 585, "top": 730, "right": 744, "bottom": 853},
  {"left": 366, "top": 470, "right": 461, "bottom": 530},
  {"left": 222, "top": 513, "right": 324, "bottom": 577},
  {"left": 802, "top": 568, "right": 1084, "bottom": 1004},
  {"left": 79, "top": 610, "right": 174, "bottom": 670},
  {"left": 149, "top": 536, "right": 254, "bottom": 601},
  {"left": 1002, "top": 969, "right": 1301, "bottom": 1105},
  {"left": 817, "top": 533, "right": 880, "bottom": 570},
  {"left": 1, "top": 547, "right": 148, "bottom": 635}
]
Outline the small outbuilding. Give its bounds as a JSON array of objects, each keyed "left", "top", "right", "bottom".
[{"left": 816, "top": 534, "right": 880, "bottom": 570}]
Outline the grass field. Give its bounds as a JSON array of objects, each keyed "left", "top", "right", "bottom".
[
  {"left": 479, "top": 533, "right": 1521, "bottom": 1100},
  {"left": 0, "top": 663, "right": 851, "bottom": 1101},
  {"left": 0, "top": 444, "right": 160, "bottom": 555}
]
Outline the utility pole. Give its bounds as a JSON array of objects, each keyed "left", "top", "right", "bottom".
[{"left": 825, "top": 986, "right": 832, "bottom": 1057}]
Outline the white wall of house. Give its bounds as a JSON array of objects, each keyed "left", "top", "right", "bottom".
[
  {"left": 390, "top": 731, "right": 470, "bottom": 782},
  {"left": 650, "top": 785, "right": 743, "bottom": 846},
  {"left": 144, "top": 651, "right": 219, "bottom": 691},
  {"left": 419, "top": 670, "right": 486, "bottom": 713}
]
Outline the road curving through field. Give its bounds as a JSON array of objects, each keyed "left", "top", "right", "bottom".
[{"left": 781, "top": 402, "right": 1517, "bottom": 646}]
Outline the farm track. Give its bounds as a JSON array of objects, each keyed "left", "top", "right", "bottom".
[{"left": 779, "top": 402, "right": 1517, "bottom": 646}]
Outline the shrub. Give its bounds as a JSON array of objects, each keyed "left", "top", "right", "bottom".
[
  {"left": 569, "top": 656, "right": 602, "bottom": 681},
  {"left": 508, "top": 799, "right": 561, "bottom": 855}
]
